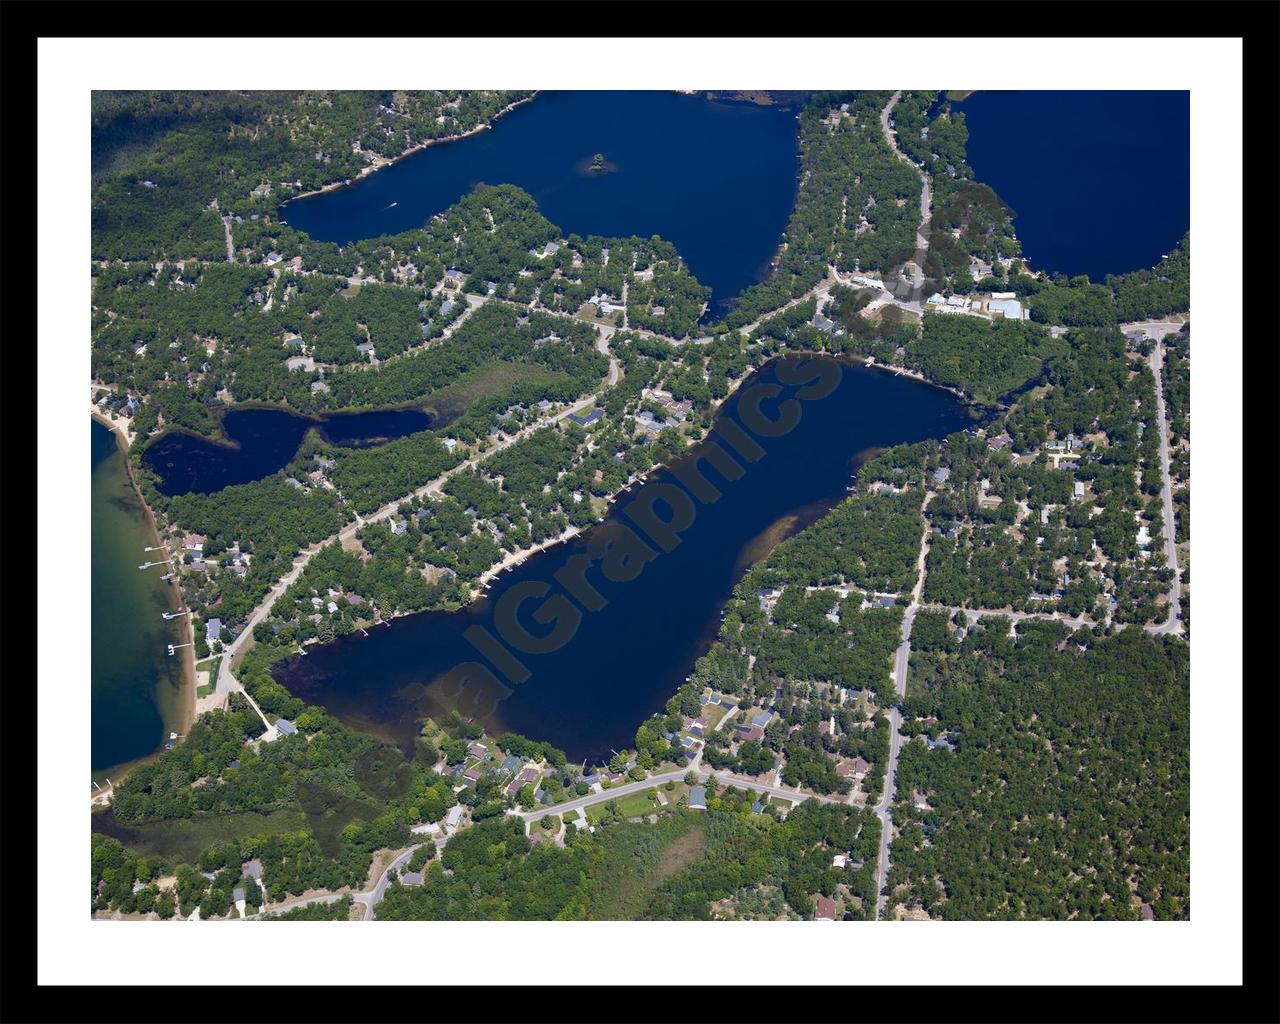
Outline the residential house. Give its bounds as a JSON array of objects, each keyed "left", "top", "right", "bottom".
[
  {"left": 275, "top": 718, "right": 298, "bottom": 737},
  {"left": 444, "top": 806, "right": 464, "bottom": 831},
  {"left": 688, "top": 786, "right": 707, "bottom": 810},
  {"left": 813, "top": 895, "right": 838, "bottom": 921},
  {"left": 568, "top": 409, "right": 604, "bottom": 427},
  {"left": 205, "top": 618, "right": 223, "bottom": 644}
]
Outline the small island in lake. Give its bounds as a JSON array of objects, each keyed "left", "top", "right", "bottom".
[{"left": 579, "top": 150, "right": 618, "bottom": 175}]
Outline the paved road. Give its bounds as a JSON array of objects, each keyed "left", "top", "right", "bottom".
[
  {"left": 872, "top": 490, "right": 933, "bottom": 919},
  {"left": 214, "top": 368, "right": 617, "bottom": 702},
  {"left": 880, "top": 91, "right": 932, "bottom": 305},
  {"left": 1146, "top": 340, "right": 1184, "bottom": 635},
  {"left": 516, "top": 766, "right": 835, "bottom": 827}
]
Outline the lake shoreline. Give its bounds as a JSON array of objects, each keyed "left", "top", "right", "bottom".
[
  {"left": 280, "top": 93, "right": 541, "bottom": 208},
  {"left": 271, "top": 351, "right": 979, "bottom": 761},
  {"left": 91, "top": 411, "right": 197, "bottom": 790}
]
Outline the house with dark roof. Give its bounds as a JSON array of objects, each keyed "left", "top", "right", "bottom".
[
  {"left": 498, "top": 753, "right": 523, "bottom": 776},
  {"left": 274, "top": 718, "right": 298, "bottom": 737},
  {"left": 567, "top": 408, "right": 604, "bottom": 427}
]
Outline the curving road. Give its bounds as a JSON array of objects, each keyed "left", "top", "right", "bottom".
[{"left": 880, "top": 91, "right": 932, "bottom": 306}]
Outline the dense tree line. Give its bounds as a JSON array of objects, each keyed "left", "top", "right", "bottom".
[
  {"left": 375, "top": 799, "right": 880, "bottom": 921},
  {"left": 908, "top": 313, "right": 1069, "bottom": 404},
  {"left": 92, "top": 90, "right": 531, "bottom": 261},
  {"left": 889, "top": 624, "right": 1189, "bottom": 920}
]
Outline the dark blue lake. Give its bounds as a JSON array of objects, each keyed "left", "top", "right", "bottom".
[
  {"left": 273, "top": 356, "right": 973, "bottom": 764},
  {"left": 142, "top": 407, "right": 431, "bottom": 496},
  {"left": 281, "top": 91, "right": 800, "bottom": 305},
  {"left": 955, "top": 91, "right": 1189, "bottom": 280}
]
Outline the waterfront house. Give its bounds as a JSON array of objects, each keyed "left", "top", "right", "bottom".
[
  {"left": 205, "top": 618, "right": 223, "bottom": 644},
  {"left": 275, "top": 718, "right": 298, "bottom": 737},
  {"left": 499, "top": 754, "right": 523, "bottom": 776}
]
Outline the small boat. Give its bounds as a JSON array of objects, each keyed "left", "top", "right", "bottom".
[
  {"left": 163, "top": 742, "right": 175, "bottom": 750},
  {"left": 385, "top": 201, "right": 398, "bottom": 210}
]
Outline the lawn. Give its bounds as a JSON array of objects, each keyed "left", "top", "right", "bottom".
[{"left": 701, "top": 702, "right": 733, "bottom": 731}]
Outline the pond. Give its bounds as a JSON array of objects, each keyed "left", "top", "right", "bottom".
[
  {"left": 272, "top": 355, "right": 974, "bottom": 764},
  {"left": 141, "top": 406, "right": 432, "bottom": 496},
  {"left": 281, "top": 91, "right": 801, "bottom": 308},
  {"left": 954, "top": 90, "right": 1189, "bottom": 280}
]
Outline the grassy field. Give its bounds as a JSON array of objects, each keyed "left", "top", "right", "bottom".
[
  {"left": 91, "top": 806, "right": 309, "bottom": 863},
  {"left": 584, "top": 813, "right": 707, "bottom": 919},
  {"left": 701, "top": 702, "right": 733, "bottom": 730},
  {"left": 425, "top": 362, "right": 574, "bottom": 427}
]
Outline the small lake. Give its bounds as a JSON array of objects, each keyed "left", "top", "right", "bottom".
[
  {"left": 281, "top": 91, "right": 801, "bottom": 307},
  {"left": 955, "top": 91, "right": 1189, "bottom": 280},
  {"left": 142, "top": 407, "right": 431, "bottom": 496},
  {"left": 93, "top": 418, "right": 188, "bottom": 776},
  {"left": 273, "top": 356, "right": 973, "bottom": 764}
]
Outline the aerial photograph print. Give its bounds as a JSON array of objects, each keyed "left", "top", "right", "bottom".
[{"left": 84, "top": 82, "right": 1196, "bottom": 929}]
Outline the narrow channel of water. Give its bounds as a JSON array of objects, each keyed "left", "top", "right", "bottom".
[{"left": 141, "top": 406, "right": 432, "bottom": 497}]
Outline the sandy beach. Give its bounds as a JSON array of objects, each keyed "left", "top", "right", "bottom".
[{"left": 91, "top": 409, "right": 197, "bottom": 739}]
